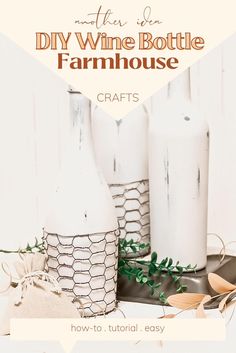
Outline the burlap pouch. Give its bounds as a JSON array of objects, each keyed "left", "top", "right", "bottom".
[{"left": 0, "top": 253, "right": 80, "bottom": 335}]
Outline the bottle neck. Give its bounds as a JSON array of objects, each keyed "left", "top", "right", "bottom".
[
  {"left": 69, "top": 92, "right": 94, "bottom": 155},
  {"left": 168, "top": 68, "right": 191, "bottom": 102}
]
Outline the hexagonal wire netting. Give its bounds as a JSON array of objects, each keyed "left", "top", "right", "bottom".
[
  {"left": 109, "top": 179, "right": 150, "bottom": 257},
  {"left": 44, "top": 229, "right": 119, "bottom": 316}
]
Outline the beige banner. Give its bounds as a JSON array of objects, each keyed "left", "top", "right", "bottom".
[{"left": 11, "top": 318, "right": 225, "bottom": 353}]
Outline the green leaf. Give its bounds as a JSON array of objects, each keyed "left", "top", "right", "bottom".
[
  {"left": 172, "top": 275, "right": 179, "bottom": 283},
  {"left": 118, "top": 259, "right": 126, "bottom": 267},
  {"left": 159, "top": 291, "right": 167, "bottom": 303},
  {"left": 160, "top": 257, "right": 168, "bottom": 267},
  {"left": 151, "top": 252, "right": 157, "bottom": 263},
  {"left": 141, "top": 275, "right": 148, "bottom": 284},
  {"left": 148, "top": 263, "right": 157, "bottom": 276},
  {"left": 131, "top": 246, "right": 137, "bottom": 253},
  {"left": 176, "top": 266, "right": 184, "bottom": 275},
  {"left": 147, "top": 279, "right": 154, "bottom": 286}
]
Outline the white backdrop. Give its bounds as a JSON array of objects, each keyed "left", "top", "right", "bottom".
[{"left": 0, "top": 32, "right": 236, "bottom": 250}]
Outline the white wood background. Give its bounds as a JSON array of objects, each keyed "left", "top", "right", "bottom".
[{"left": 0, "top": 33, "right": 236, "bottom": 251}]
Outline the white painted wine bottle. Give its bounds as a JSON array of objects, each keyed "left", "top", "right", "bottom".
[{"left": 149, "top": 69, "right": 209, "bottom": 270}]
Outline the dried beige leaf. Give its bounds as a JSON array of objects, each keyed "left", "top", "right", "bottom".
[
  {"left": 158, "top": 314, "right": 176, "bottom": 319},
  {"left": 196, "top": 295, "right": 211, "bottom": 318},
  {"left": 208, "top": 273, "right": 236, "bottom": 294},
  {"left": 167, "top": 293, "right": 207, "bottom": 310},
  {"left": 219, "top": 289, "right": 236, "bottom": 312}
]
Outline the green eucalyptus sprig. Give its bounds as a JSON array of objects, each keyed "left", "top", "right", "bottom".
[
  {"left": 119, "top": 238, "right": 150, "bottom": 256},
  {"left": 118, "top": 240, "right": 196, "bottom": 303},
  {"left": 0, "top": 237, "right": 45, "bottom": 254}
]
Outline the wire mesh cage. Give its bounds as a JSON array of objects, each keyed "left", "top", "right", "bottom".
[
  {"left": 44, "top": 229, "right": 119, "bottom": 316},
  {"left": 110, "top": 179, "right": 150, "bottom": 258}
]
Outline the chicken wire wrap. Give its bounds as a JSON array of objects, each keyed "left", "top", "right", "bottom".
[
  {"left": 109, "top": 179, "right": 150, "bottom": 258},
  {"left": 44, "top": 229, "right": 119, "bottom": 317}
]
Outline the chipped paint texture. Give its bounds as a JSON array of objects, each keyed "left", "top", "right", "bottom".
[
  {"left": 92, "top": 105, "right": 150, "bottom": 257},
  {"left": 45, "top": 93, "right": 118, "bottom": 235},
  {"left": 149, "top": 110, "right": 209, "bottom": 270},
  {"left": 44, "top": 93, "right": 119, "bottom": 316},
  {"left": 149, "top": 71, "right": 209, "bottom": 270}
]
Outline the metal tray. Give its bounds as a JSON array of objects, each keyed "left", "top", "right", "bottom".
[{"left": 117, "top": 254, "right": 236, "bottom": 309}]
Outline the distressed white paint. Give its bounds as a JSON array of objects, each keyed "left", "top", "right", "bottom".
[
  {"left": 149, "top": 70, "right": 209, "bottom": 269},
  {"left": 91, "top": 105, "right": 150, "bottom": 256},
  {"left": 45, "top": 92, "right": 118, "bottom": 235},
  {"left": 44, "top": 92, "right": 119, "bottom": 316},
  {"left": 91, "top": 105, "right": 149, "bottom": 184}
]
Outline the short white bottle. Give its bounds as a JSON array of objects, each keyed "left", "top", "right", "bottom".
[
  {"left": 149, "top": 69, "right": 209, "bottom": 270},
  {"left": 92, "top": 105, "right": 150, "bottom": 257}
]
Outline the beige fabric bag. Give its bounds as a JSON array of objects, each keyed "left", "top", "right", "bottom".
[{"left": 0, "top": 253, "right": 80, "bottom": 335}]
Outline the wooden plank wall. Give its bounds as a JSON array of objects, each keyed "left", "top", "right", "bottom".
[
  {"left": 0, "top": 33, "right": 236, "bottom": 251},
  {"left": 0, "top": 34, "right": 70, "bottom": 249}
]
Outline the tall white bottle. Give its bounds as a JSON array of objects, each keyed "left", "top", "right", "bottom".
[
  {"left": 92, "top": 105, "right": 150, "bottom": 257},
  {"left": 44, "top": 90, "right": 119, "bottom": 316},
  {"left": 149, "top": 69, "right": 209, "bottom": 270}
]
